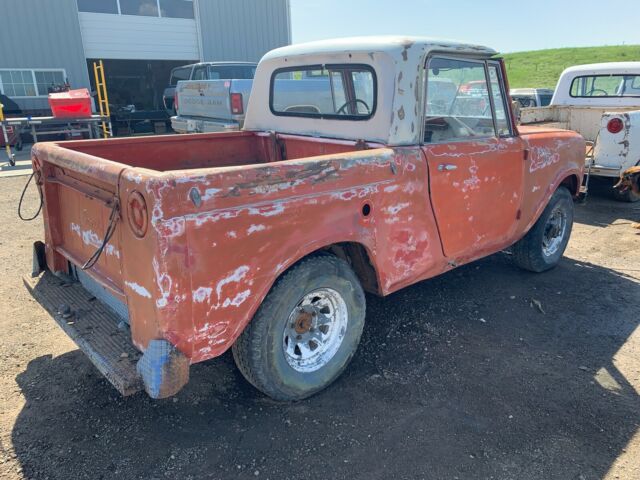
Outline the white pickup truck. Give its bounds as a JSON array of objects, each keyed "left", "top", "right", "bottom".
[
  {"left": 171, "top": 79, "right": 254, "bottom": 134},
  {"left": 520, "top": 62, "right": 640, "bottom": 201}
]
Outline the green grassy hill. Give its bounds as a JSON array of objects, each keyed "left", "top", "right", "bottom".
[{"left": 503, "top": 45, "right": 640, "bottom": 89}]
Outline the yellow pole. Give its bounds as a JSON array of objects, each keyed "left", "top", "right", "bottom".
[{"left": 0, "top": 102, "right": 15, "bottom": 165}]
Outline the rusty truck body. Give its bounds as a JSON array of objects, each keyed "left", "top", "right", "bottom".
[{"left": 26, "top": 36, "right": 585, "bottom": 400}]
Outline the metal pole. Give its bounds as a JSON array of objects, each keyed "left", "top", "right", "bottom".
[
  {"left": 0, "top": 102, "right": 16, "bottom": 166},
  {"left": 100, "top": 60, "right": 113, "bottom": 138}
]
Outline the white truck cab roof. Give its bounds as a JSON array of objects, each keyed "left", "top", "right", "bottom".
[
  {"left": 243, "top": 36, "right": 497, "bottom": 145},
  {"left": 551, "top": 62, "right": 640, "bottom": 107}
]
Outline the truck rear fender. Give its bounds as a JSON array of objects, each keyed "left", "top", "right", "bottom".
[
  {"left": 594, "top": 111, "right": 640, "bottom": 171},
  {"left": 273, "top": 241, "right": 381, "bottom": 296}
]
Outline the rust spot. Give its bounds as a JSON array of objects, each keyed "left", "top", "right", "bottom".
[
  {"left": 398, "top": 107, "right": 405, "bottom": 121},
  {"left": 401, "top": 40, "right": 414, "bottom": 61},
  {"left": 293, "top": 310, "right": 313, "bottom": 334}
]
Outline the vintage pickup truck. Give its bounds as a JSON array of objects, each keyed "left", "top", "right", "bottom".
[
  {"left": 520, "top": 62, "right": 640, "bottom": 201},
  {"left": 25, "top": 36, "right": 584, "bottom": 401}
]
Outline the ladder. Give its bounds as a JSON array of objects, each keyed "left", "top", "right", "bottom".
[{"left": 92, "top": 60, "right": 112, "bottom": 138}]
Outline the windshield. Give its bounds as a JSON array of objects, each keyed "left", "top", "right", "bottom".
[{"left": 570, "top": 74, "right": 640, "bottom": 98}]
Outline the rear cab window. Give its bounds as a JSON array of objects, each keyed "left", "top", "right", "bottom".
[
  {"left": 424, "top": 56, "right": 512, "bottom": 143},
  {"left": 192, "top": 66, "right": 207, "bottom": 81},
  {"left": 270, "top": 64, "right": 376, "bottom": 120},
  {"left": 208, "top": 65, "right": 256, "bottom": 80},
  {"left": 570, "top": 74, "right": 640, "bottom": 97}
]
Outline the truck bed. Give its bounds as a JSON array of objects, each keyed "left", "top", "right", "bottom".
[
  {"left": 520, "top": 105, "right": 639, "bottom": 141},
  {"left": 31, "top": 131, "right": 385, "bottom": 359},
  {"left": 62, "top": 131, "right": 367, "bottom": 171}
]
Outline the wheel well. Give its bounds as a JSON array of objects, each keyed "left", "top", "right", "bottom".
[
  {"left": 324, "top": 243, "right": 380, "bottom": 294},
  {"left": 282, "top": 242, "right": 380, "bottom": 295},
  {"left": 560, "top": 174, "right": 579, "bottom": 196}
]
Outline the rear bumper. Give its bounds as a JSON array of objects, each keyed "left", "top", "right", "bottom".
[
  {"left": 171, "top": 116, "right": 240, "bottom": 134},
  {"left": 24, "top": 271, "right": 144, "bottom": 396},
  {"left": 24, "top": 251, "right": 190, "bottom": 399},
  {"left": 584, "top": 158, "right": 621, "bottom": 178}
]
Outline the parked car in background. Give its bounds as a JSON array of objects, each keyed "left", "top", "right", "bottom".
[
  {"left": 520, "top": 62, "right": 640, "bottom": 201},
  {"left": 510, "top": 88, "right": 554, "bottom": 108},
  {"left": 162, "top": 62, "right": 257, "bottom": 116},
  {"left": 171, "top": 78, "right": 254, "bottom": 133},
  {"left": 27, "top": 36, "right": 584, "bottom": 402}
]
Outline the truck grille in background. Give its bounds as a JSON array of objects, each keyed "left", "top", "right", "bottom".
[{"left": 73, "top": 266, "right": 130, "bottom": 323}]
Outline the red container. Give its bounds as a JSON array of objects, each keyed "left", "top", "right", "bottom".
[{"left": 49, "top": 88, "right": 92, "bottom": 119}]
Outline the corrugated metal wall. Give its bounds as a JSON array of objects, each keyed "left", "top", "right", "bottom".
[
  {"left": 196, "top": 0, "right": 291, "bottom": 63},
  {"left": 0, "top": 0, "right": 90, "bottom": 112},
  {"left": 78, "top": 13, "right": 200, "bottom": 61},
  {"left": 0, "top": 0, "right": 291, "bottom": 112}
]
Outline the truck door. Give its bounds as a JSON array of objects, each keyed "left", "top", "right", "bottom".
[{"left": 421, "top": 57, "right": 525, "bottom": 262}]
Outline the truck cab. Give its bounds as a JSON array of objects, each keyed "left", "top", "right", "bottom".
[{"left": 27, "top": 36, "right": 584, "bottom": 401}]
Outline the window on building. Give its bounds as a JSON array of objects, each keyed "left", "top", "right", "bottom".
[
  {"left": 120, "top": 0, "right": 158, "bottom": 16},
  {"left": 35, "top": 71, "right": 67, "bottom": 95},
  {"left": 77, "top": 0, "right": 194, "bottom": 18},
  {"left": 77, "top": 0, "right": 119, "bottom": 14},
  {"left": 160, "top": 0, "right": 194, "bottom": 19},
  {"left": 0, "top": 69, "right": 66, "bottom": 97}
]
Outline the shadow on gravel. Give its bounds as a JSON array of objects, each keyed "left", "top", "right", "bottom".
[
  {"left": 577, "top": 177, "right": 640, "bottom": 228},
  {"left": 12, "top": 254, "right": 640, "bottom": 480}
]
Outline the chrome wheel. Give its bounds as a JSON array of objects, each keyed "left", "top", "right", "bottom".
[
  {"left": 542, "top": 206, "right": 567, "bottom": 257},
  {"left": 282, "top": 288, "right": 348, "bottom": 373}
]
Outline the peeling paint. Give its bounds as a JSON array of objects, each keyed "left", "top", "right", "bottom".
[
  {"left": 125, "top": 281, "right": 152, "bottom": 298},
  {"left": 192, "top": 287, "right": 212, "bottom": 303}
]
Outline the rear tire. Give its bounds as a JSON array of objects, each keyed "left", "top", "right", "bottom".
[
  {"left": 232, "top": 255, "right": 366, "bottom": 401},
  {"left": 512, "top": 187, "right": 574, "bottom": 272}
]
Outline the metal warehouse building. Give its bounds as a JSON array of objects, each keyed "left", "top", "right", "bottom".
[{"left": 0, "top": 0, "right": 291, "bottom": 114}]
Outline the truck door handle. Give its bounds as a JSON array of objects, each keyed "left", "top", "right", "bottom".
[{"left": 438, "top": 164, "right": 458, "bottom": 172}]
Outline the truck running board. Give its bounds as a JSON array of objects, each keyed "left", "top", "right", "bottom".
[{"left": 23, "top": 272, "right": 144, "bottom": 396}]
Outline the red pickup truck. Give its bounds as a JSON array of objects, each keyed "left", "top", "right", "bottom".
[{"left": 25, "top": 36, "right": 584, "bottom": 400}]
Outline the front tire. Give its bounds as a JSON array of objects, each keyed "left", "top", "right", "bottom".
[
  {"left": 232, "top": 255, "right": 366, "bottom": 401},
  {"left": 512, "top": 186, "right": 574, "bottom": 272}
]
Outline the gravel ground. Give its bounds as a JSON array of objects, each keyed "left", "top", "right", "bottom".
[{"left": 0, "top": 176, "right": 639, "bottom": 480}]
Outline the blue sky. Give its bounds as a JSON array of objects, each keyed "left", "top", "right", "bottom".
[{"left": 290, "top": 0, "right": 640, "bottom": 53}]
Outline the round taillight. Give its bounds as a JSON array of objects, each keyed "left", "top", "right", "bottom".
[
  {"left": 127, "top": 190, "right": 148, "bottom": 238},
  {"left": 607, "top": 117, "right": 624, "bottom": 134}
]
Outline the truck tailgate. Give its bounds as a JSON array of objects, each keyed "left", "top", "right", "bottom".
[
  {"left": 33, "top": 144, "right": 126, "bottom": 300},
  {"left": 176, "top": 79, "right": 251, "bottom": 120}
]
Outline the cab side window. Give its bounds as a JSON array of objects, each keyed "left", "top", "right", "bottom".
[
  {"left": 424, "top": 57, "right": 496, "bottom": 143},
  {"left": 487, "top": 63, "right": 511, "bottom": 136}
]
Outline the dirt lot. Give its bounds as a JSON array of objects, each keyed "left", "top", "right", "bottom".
[{"left": 0, "top": 176, "right": 639, "bottom": 480}]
